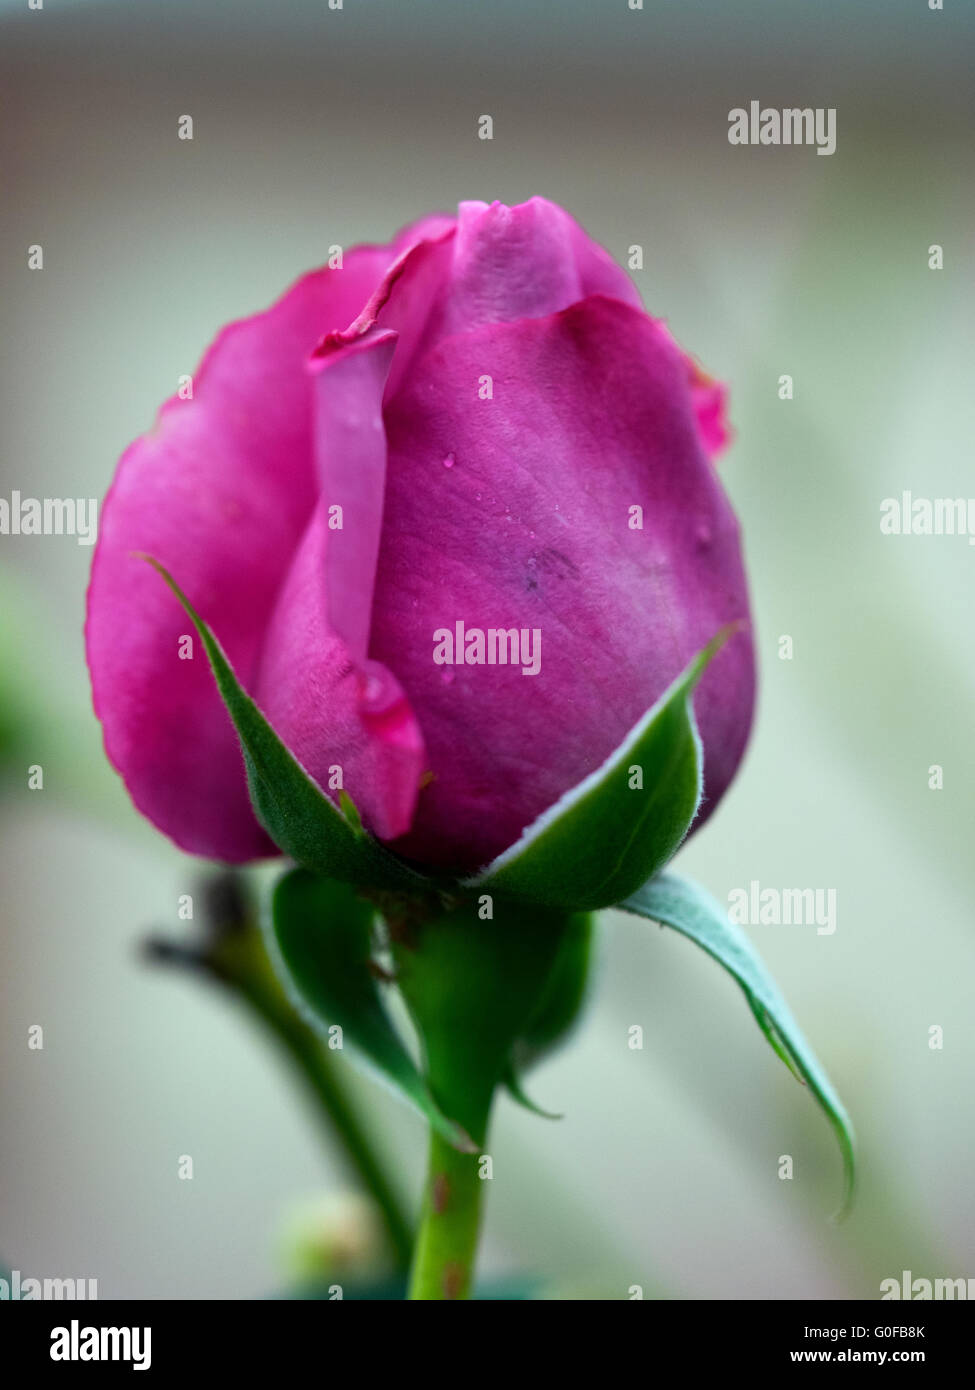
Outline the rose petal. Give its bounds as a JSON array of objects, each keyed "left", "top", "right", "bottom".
[
  {"left": 327, "top": 198, "right": 643, "bottom": 403},
  {"left": 253, "top": 498, "right": 425, "bottom": 843},
  {"left": 308, "top": 326, "right": 399, "bottom": 660},
  {"left": 433, "top": 197, "right": 641, "bottom": 336},
  {"left": 659, "top": 324, "right": 733, "bottom": 459},
  {"left": 86, "top": 247, "right": 407, "bottom": 862},
  {"left": 368, "top": 294, "right": 755, "bottom": 870}
]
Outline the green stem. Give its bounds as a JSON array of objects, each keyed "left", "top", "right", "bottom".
[
  {"left": 409, "top": 1121, "right": 489, "bottom": 1300},
  {"left": 392, "top": 896, "right": 574, "bottom": 1300}
]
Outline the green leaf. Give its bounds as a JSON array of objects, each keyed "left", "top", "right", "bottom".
[
  {"left": 465, "top": 630, "right": 732, "bottom": 911},
  {"left": 512, "top": 913, "right": 595, "bottom": 1069},
  {"left": 143, "top": 557, "right": 424, "bottom": 892},
  {"left": 504, "top": 911, "right": 594, "bottom": 1118},
  {"left": 271, "top": 868, "right": 473, "bottom": 1152},
  {"left": 501, "top": 1062, "right": 562, "bottom": 1120},
  {"left": 621, "top": 872, "right": 856, "bottom": 1219}
]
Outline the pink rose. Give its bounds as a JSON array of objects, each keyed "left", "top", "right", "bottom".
[{"left": 87, "top": 198, "right": 754, "bottom": 872}]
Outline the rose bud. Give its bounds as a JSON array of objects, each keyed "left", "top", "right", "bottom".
[{"left": 87, "top": 198, "right": 754, "bottom": 874}]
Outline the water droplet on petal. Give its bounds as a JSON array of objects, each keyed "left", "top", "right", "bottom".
[{"left": 442, "top": 452, "right": 455, "bottom": 469}]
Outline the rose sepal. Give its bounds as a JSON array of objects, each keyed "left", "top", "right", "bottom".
[
  {"left": 620, "top": 870, "right": 857, "bottom": 1219},
  {"left": 143, "top": 557, "right": 427, "bottom": 892},
  {"left": 503, "top": 910, "right": 595, "bottom": 1117},
  {"left": 463, "top": 628, "right": 736, "bottom": 912}
]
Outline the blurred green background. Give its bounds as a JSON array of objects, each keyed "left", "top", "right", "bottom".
[{"left": 1, "top": 0, "right": 973, "bottom": 1297}]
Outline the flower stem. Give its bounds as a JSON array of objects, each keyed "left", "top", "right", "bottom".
[
  {"left": 408, "top": 1110, "right": 491, "bottom": 1300},
  {"left": 392, "top": 897, "right": 574, "bottom": 1300}
]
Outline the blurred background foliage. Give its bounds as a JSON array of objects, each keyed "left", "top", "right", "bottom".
[{"left": 1, "top": 0, "right": 972, "bottom": 1296}]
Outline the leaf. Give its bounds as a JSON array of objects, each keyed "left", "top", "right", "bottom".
[
  {"left": 465, "top": 630, "right": 732, "bottom": 911},
  {"left": 512, "top": 912, "right": 595, "bottom": 1070},
  {"left": 621, "top": 872, "right": 856, "bottom": 1219},
  {"left": 143, "top": 557, "right": 424, "bottom": 891},
  {"left": 504, "top": 911, "right": 594, "bottom": 1118},
  {"left": 271, "top": 867, "right": 473, "bottom": 1151},
  {"left": 501, "top": 1062, "right": 562, "bottom": 1120}
]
